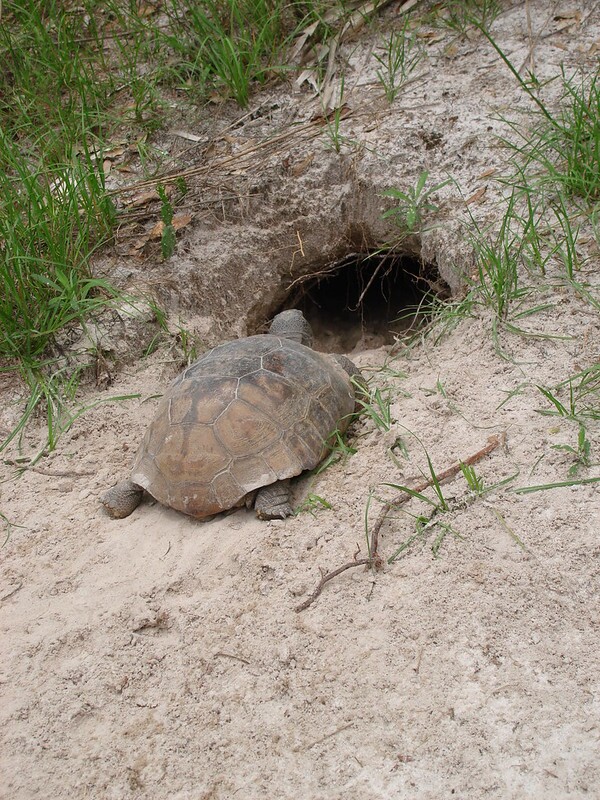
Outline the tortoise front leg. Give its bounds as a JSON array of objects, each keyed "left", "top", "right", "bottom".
[{"left": 254, "top": 479, "right": 293, "bottom": 520}]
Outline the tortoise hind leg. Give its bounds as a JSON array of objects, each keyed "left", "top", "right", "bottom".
[
  {"left": 101, "top": 479, "right": 144, "bottom": 518},
  {"left": 254, "top": 479, "right": 293, "bottom": 520}
]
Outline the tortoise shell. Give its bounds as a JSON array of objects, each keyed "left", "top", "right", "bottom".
[{"left": 130, "top": 334, "right": 356, "bottom": 518}]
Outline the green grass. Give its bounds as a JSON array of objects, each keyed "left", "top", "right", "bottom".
[
  {"left": 500, "top": 68, "right": 600, "bottom": 202},
  {"left": 436, "top": 0, "right": 501, "bottom": 36},
  {"left": 321, "top": 76, "right": 347, "bottom": 153},
  {"left": 0, "top": 137, "right": 117, "bottom": 356},
  {"left": 514, "top": 476, "right": 600, "bottom": 494},
  {"left": 373, "top": 15, "right": 424, "bottom": 104},
  {"left": 382, "top": 171, "right": 452, "bottom": 235},
  {"left": 551, "top": 425, "right": 593, "bottom": 477},
  {"left": 161, "top": 0, "right": 290, "bottom": 107},
  {"left": 476, "top": 23, "right": 600, "bottom": 202},
  {"left": 469, "top": 192, "right": 524, "bottom": 319},
  {"left": 0, "top": 128, "right": 119, "bottom": 451},
  {"left": 0, "top": 1, "right": 126, "bottom": 450},
  {"left": 294, "top": 493, "right": 333, "bottom": 516},
  {"left": 0, "top": 0, "right": 354, "bottom": 451},
  {"left": 354, "top": 384, "right": 395, "bottom": 432},
  {"left": 537, "top": 367, "right": 600, "bottom": 423}
]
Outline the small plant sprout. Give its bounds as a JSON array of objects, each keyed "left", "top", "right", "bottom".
[
  {"left": 355, "top": 384, "right": 394, "bottom": 432},
  {"left": 388, "top": 436, "right": 410, "bottom": 470},
  {"left": 382, "top": 171, "right": 451, "bottom": 235},
  {"left": 551, "top": 195, "right": 581, "bottom": 280},
  {"left": 460, "top": 462, "right": 485, "bottom": 494},
  {"left": 173, "top": 322, "right": 201, "bottom": 365},
  {"left": 384, "top": 446, "right": 451, "bottom": 515},
  {"left": 431, "top": 522, "right": 465, "bottom": 558},
  {"left": 537, "top": 385, "right": 577, "bottom": 419},
  {"left": 551, "top": 425, "right": 593, "bottom": 477},
  {"left": 536, "top": 368, "right": 598, "bottom": 478},
  {"left": 316, "top": 429, "right": 357, "bottom": 475},
  {"left": 438, "top": 0, "right": 502, "bottom": 36},
  {"left": 469, "top": 191, "right": 524, "bottom": 320},
  {"left": 374, "top": 19, "right": 424, "bottom": 103},
  {"left": 295, "top": 493, "right": 333, "bottom": 517},
  {"left": 322, "top": 75, "right": 347, "bottom": 153},
  {"left": 387, "top": 511, "right": 463, "bottom": 562},
  {"left": 537, "top": 366, "right": 600, "bottom": 423}
]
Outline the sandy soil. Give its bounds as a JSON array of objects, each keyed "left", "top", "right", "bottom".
[{"left": 1, "top": 2, "right": 599, "bottom": 798}]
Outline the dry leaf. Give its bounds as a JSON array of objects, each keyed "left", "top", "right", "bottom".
[
  {"left": 554, "top": 12, "right": 581, "bottom": 23},
  {"left": 146, "top": 212, "right": 192, "bottom": 242},
  {"left": 148, "top": 220, "right": 165, "bottom": 240},
  {"left": 171, "top": 130, "right": 203, "bottom": 142},
  {"left": 288, "top": 153, "right": 315, "bottom": 177},
  {"left": 125, "top": 189, "right": 161, "bottom": 208},
  {"left": 310, "top": 103, "right": 352, "bottom": 124},
  {"left": 478, "top": 168, "right": 497, "bottom": 179},
  {"left": 137, "top": 2, "right": 158, "bottom": 17},
  {"left": 466, "top": 186, "right": 487, "bottom": 205},
  {"left": 172, "top": 212, "right": 192, "bottom": 231},
  {"left": 417, "top": 31, "right": 445, "bottom": 43},
  {"left": 103, "top": 146, "right": 126, "bottom": 160},
  {"left": 131, "top": 232, "right": 153, "bottom": 251}
]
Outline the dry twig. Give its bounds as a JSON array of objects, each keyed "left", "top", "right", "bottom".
[
  {"left": 295, "top": 433, "right": 506, "bottom": 612},
  {"left": 4, "top": 459, "right": 96, "bottom": 478}
]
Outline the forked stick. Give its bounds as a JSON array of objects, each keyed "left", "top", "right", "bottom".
[{"left": 295, "top": 434, "right": 505, "bottom": 612}]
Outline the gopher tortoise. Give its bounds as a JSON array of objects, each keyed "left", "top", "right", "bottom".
[{"left": 101, "top": 309, "right": 363, "bottom": 521}]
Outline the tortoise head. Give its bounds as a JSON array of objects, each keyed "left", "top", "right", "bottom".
[{"left": 268, "top": 309, "right": 313, "bottom": 347}]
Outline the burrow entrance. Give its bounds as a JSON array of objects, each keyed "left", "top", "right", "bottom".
[{"left": 274, "top": 250, "right": 451, "bottom": 353}]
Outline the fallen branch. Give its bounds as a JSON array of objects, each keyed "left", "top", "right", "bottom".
[
  {"left": 369, "top": 433, "right": 506, "bottom": 555},
  {"left": 295, "top": 551, "right": 371, "bottom": 613},
  {"left": 4, "top": 459, "right": 96, "bottom": 478},
  {"left": 295, "top": 433, "right": 505, "bottom": 612}
]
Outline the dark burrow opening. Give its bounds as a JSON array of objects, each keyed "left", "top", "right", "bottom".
[{"left": 275, "top": 250, "right": 451, "bottom": 353}]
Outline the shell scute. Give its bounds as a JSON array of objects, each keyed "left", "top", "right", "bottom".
[
  {"left": 230, "top": 454, "right": 279, "bottom": 492},
  {"left": 214, "top": 399, "right": 281, "bottom": 457},
  {"left": 183, "top": 336, "right": 281, "bottom": 380},
  {"left": 236, "top": 369, "right": 300, "bottom": 428},
  {"left": 212, "top": 470, "right": 245, "bottom": 510},
  {"left": 168, "top": 376, "right": 238, "bottom": 426}
]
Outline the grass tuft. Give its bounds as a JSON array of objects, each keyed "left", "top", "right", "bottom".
[{"left": 373, "top": 15, "right": 424, "bottom": 104}]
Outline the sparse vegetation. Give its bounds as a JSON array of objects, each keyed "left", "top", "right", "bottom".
[
  {"left": 382, "top": 171, "right": 451, "bottom": 235},
  {"left": 374, "top": 15, "right": 424, "bottom": 103},
  {"left": 436, "top": 0, "right": 502, "bottom": 36},
  {"left": 294, "top": 493, "right": 333, "bottom": 516},
  {"left": 354, "top": 384, "right": 395, "bottom": 432},
  {"left": 321, "top": 76, "right": 347, "bottom": 153}
]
